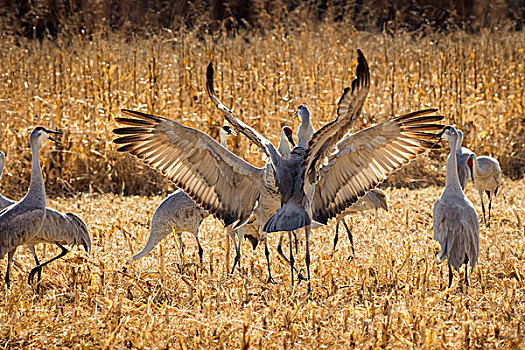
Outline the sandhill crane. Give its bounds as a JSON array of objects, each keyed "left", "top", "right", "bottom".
[
  {"left": 0, "top": 152, "right": 91, "bottom": 292},
  {"left": 467, "top": 153, "right": 501, "bottom": 226},
  {"left": 433, "top": 126, "right": 479, "bottom": 288},
  {"left": 455, "top": 129, "right": 473, "bottom": 189},
  {"left": 332, "top": 188, "right": 389, "bottom": 255},
  {"left": 113, "top": 114, "right": 295, "bottom": 283},
  {"left": 0, "top": 127, "right": 61, "bottom": 290},
  {"left": 207, "top": 51, "right": 444, "bottom": 291},
  {"left": 131, "top": 125, "right": 236, "bottom": 264},
  {"left": 113, "top": 51, "right": 443, "bottom": 291}
]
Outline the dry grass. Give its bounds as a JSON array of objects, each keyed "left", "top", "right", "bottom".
[
  {"left": 0, "top": 22, "right": 524, "bottom": 349},
  {"left": 0, "top": 181, "right": 523, "bottom": 348},
  {"left": 0, "top": 25, "right": 523, "bottom": 198}
]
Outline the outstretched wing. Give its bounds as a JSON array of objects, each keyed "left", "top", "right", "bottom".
[
  {"left": 113, "top": 110, "right": 265, "bottom": 227},
  {"left": 312, "top": 109, "right": 444, "bottom": 224},
  {"left": 206, "top": 62, "right": 281, "bottom": 164},
  {"left": 304, "top": 49, "right": 370, "bottom": 183}
]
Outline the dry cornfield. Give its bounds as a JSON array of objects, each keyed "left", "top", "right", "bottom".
[
  {"left": 0, "top": 182, "right": 523, "bottom": 348},
  {"left": 0, "top": 23, "right": 524, "bottom": 349}
]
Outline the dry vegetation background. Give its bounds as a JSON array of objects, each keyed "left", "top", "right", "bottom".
[{"left": 0, "top": 0, "right": 524, "bottom": 348}]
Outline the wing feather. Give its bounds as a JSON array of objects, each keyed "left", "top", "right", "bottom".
[
  {"left": 113, "top": 110, "right": 265, "bottom": 227},
  {"left": 206, "top": 62, "right": 280, "bottom": 163},
  {"left": 304, "top": 49, "right": 370, "bottom": 183},
  {"left": 312, "top": 110, "right": 444, "bottom": 224}
]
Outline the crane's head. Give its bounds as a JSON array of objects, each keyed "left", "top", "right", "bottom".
[
  {"left": 30, "top": 126, "right": 62, "bottom": 145},
  {"left": 430, "top": 125, "right": 457, "bottom": 144},
  {"left": 293, "top": 105, "right": 310, "bottom": 120},
  {"left": 220, "top": 125, "right": 237, "bottom": 137},
  {"left": 281, "top": 126, "right": 296, "bottom": 147}
]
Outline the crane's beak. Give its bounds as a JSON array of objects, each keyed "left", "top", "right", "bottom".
[
  {"left": 229, "top": 129, "right": 237, "bottom": 136},
  {"left": 428, "top": 129, "right": 444, "bottom": 149},
  {"left": 293, "top": 110, "right": 299, "bottom": 118},
  {"left": 45, "top": 129, "right": 63, "bottom": 143},
  {"left": 287, "top": 133, "right": 296, "bottom": 147}
]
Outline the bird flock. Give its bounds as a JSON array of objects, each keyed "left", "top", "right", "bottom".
[{"left": 0, "top": 50, "right": 502, "bottom": 294}]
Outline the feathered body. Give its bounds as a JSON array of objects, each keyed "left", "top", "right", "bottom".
[
  {"left": 132, "top": 189, "right": 207, "bottom": 261},
  {"left": 468, "top": 154, "right": 501, "bottom": 225},
  {"left": 433, "top": 126, "right": 479, "bottom": 287}
]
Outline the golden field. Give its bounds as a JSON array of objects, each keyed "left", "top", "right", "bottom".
[
  {"left": 0, "top": 25, "right": 523, "bottom": 197},
  {"left": 0, "top": 22, "right": 524, "bottom": 349},
  {"left": 0, "top": 181, "right": 523, "bottom": 348}
]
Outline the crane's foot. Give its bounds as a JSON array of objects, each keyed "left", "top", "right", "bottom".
[
  {"left": 266, "top": 276, "right": 278, "bottom": 285},
  {"left": 297, "top": 272, "right": 308, "bottom": 281},
  {"left": 28, "top": 267, "right": 41, "bottom": 285}
]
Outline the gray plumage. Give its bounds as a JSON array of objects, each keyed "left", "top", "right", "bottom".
[
  {"left": 132, "top": 126, "right": 235, "bottom": 264},
  {"left": 467, "top": 153, "right": 501, "bottom": 226},
  {"left": 455, "top": 130, "right": 473, "bottom": 189},
  {"left": 206, "top": 51, "right": 443, "bottom": 291},
  {"left": 433, "top": 126, "right": 479, "bottom": 288},
  {"left": 0, "top": 127, "right": 60, "bottom": 290},
  {"left": 114, "top": 52, "right": 443, "bottom": 291},
  {"left": 0, "top": 150, "right": 90, "bottom": 292}
]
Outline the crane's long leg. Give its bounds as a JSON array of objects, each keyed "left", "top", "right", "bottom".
[
  {"left": 341, "top": 218, "right": 355, "bottom": 256},
  {"left": 229, "top": 228, "right": 245, "bottom": 275},
  {"left": 4, "top": 250, "right": 14, "bottom": 288},
  {"left": 463, "top": 254, "right": 469, "bottom": 286},
  {"left": 333, "top": 218, "right": 341, "bottom": 252},
  {"left": 478, "top": 190, "right": 486, "bottom": 225},
  {"left": 194, "top": 235, "right": 204, "bottom": 266},
  {"left": 178, "top": 235, "right": 185, "bottom": 258},
  {"left": 28, "top": 245, "right": 42, "bottom": 290},
  {"left": 276, "top": 233, "right": 307, "bottom": 281},
  {"left": 293, "top": 231, "right": 299, "bottom": 254},
  {"left": 288, "top": 231, "right": 294, "bottom": 286},
  {"left": 264, "top": 234, "right": 276, "bottom": 284},
  {"left": 486, "top": 190, "right": 492, "bottom": 227},
  {"left": 305, "top": 225, "right": 312, "bottom": 293},
  {"left": 28, "top": 243, "right": 68, "bottom": 291},
  {"left": 448, "top": 262, "right": 453, "bottom": 289}
]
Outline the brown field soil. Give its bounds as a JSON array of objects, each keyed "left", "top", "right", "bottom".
[{"left": 0, "top": 180, "right": 523, "bottom": 348}]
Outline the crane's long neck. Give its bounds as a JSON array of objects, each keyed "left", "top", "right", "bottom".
[
  {"left": 456, "top": 131, "right": 463, "bottom": 151},
  {"left": 445, "top": 136, "right": 462, "bottom": 191},
  {"left": 0, "top": 158, "right": 4, "bottom": 182},
  {"left": 278, "top": 134, "right": 291, "bottom": 158},
  {"left": 219, "top": 133, "right": 228, "bottom": 148},
  {"left": 27, "top": 140, "right": 46, "bottom": 205},
  {"left": 298, "top": 115, "right": 314, "bottom": 149}
]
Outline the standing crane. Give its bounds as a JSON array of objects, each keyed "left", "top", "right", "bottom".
[
  {"left": 0, "top": 151, "right": 91, "bottom": 293},
  {"left": 467, "top": 153, "right": 501, "bottom": 226},
  {"left": 0, "top": 127, "right": 61, "bottom": 290},
  {"left": 432, "top": 126, "right": 479, "bottom": 288}
]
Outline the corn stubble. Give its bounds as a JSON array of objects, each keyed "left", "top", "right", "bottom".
[{"left": 0, "top": 24, "right": 524, "bottom": 348}]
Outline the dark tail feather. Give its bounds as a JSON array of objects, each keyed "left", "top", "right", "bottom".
[{"left": 263, "top": 203, "right": 311, "bottom": 233}]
